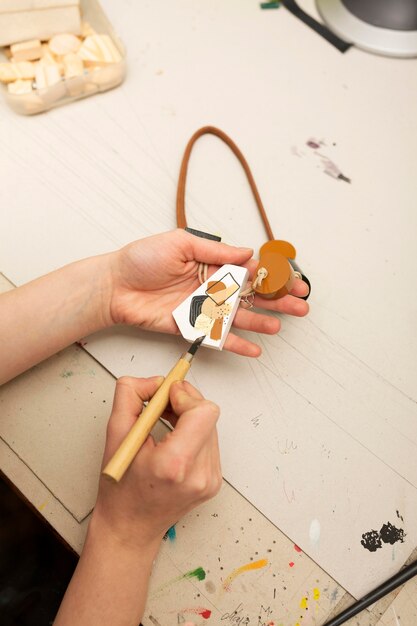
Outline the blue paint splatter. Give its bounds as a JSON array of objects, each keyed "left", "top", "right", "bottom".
[{"left": 166, "top": 525, "right": 176, "bottom": 542}]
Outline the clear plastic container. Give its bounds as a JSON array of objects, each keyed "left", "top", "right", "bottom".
[{"left": 0, "top": 0, "right": 126, "bottom": 115}]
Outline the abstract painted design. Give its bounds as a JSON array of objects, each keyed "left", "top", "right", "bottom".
[{"left": 173, "top": 264, "right": 249, "bottom": 350}]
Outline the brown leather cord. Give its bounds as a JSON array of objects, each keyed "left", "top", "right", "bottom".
[{"left": 176, "top": 126, "right": 275, "bottom": 242}]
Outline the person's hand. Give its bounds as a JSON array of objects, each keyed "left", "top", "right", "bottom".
[
  {"left": 108, "top": 229, "right": 309, "bottom": 357},
  {"left": 56, "top": 376, "right": 215, "bottom": 625},
  {"left": 93, "top": 376, "right": 222, "bottom": 547}
]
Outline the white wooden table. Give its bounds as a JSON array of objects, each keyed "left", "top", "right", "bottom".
[{"left": 1, "top": 1, "right": 416, "bottom": 624}]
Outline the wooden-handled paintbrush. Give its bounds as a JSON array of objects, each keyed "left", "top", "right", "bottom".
[{"left": 102, "top": 336, "right": 205, "bottom": 483}]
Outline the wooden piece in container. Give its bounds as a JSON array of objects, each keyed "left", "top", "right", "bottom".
[
  {"left": 0, "top": 61, "right": 35, "bottom": 82},
  {"left": 7, "top": 79, "right": 32, "bottom": 95},
  {"left": 10, "top": 39, "right": 42, "bottom": 62},
  {"left": 49, "top": 33, "right": 81, "bottom": 56},
  {"left": 79, "top": 34, "right": 122, "bottom": 65}
]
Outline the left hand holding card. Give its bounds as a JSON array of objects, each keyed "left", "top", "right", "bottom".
[{"left": 109, "top": 230, "right": 308, "bottom": 358}]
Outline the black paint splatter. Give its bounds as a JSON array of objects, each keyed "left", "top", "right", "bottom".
[
  {"left": 380, "top": 522, "right": 406, "bottom": 545},
  {"left": 361, "top": 521, "right": 406, "bottom": 552},
  {"left": 361, "top": 530, "right": 382, "bottom": 552}
]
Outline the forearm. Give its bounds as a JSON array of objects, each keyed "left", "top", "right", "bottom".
[
  {"left": 54, "top": 514, "right": 162, "bottom": 626},
  {"left": 0, "top": 254, "right": 114, "bottom": 384}
]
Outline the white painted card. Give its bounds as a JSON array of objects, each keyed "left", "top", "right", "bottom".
[{"left": 172, "top": 264, "right": 249, "bottom": 350}]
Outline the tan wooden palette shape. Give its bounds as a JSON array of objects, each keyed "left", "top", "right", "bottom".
[{"left": 173, "top": 264, "right": 249, "bottom": 350}]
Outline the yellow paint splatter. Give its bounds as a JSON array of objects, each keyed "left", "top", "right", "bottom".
[
  {"left": 313, "top": 587, "right": 321, "bottom": 600},
  {"left": 38, "top": 501, "right": 47, "bottom": 511},
  {"left": 300, "top": 596, "right": 308, "bottom": 609},
  {"left": 222, "top": 559, "right": 268, "bottom": 591}
]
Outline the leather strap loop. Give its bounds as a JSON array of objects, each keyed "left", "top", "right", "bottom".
[{"left": 176, "top": 126, "right": 275, "bottom": 241}]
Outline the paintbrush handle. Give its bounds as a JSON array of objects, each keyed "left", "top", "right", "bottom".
[
  {"left": 323, "top": 559, "right": 417, "bottom": 626},
  {"left": 102, "top": 357, "right": 191, "bottom": 482}
]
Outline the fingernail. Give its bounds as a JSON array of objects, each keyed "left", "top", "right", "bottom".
[
  {"left": 238, "top": 246, "right": 253, "bottom": 253},
  {"left": 172, "top": 380, "right": 187, "bottom": 392}
]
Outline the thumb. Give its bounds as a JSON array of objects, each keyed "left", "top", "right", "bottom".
[
  {"left": 183, "top": 230, "right": 253, "bottom": 267},
  {"left": 168, "top": 382, "right": 220, "bottom": 457},
  {"left": 169, "top": 380, "right": 207, "bottom": 414}
]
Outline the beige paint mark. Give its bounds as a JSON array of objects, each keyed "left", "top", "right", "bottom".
[{"left": 205, "top": 580, "right": 216, "bottom": 594}]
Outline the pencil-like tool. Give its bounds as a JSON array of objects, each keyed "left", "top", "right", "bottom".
[
  {"left": 323, "top": 558, "right": 417, "bottom": 626},
  {"left": 102, "top": 336, "right": 205, "bottom": 483}
]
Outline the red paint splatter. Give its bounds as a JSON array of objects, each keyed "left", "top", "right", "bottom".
[
  {"left": 294, "top": 544, "right": 302, "bottom": 553},
  {"left": 289, "top": 561, "right": 295, "bottom": 567},
  {"left": 177, "top": 608, "right": 212, "bottom": 620}
]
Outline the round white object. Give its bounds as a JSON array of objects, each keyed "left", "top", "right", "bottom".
[
  {"left": 317, "top": 0, "right": 417, "bottom": 57},
  {"left": 49, "top": 33, "right": 81, "bottom": 56}
]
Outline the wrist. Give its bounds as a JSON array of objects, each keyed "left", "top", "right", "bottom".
[
  {"left": 71, "top": 252, "right": 116, "bottom": 333},
  {"left": 55, "top": 502, "right": 160, "bottom": 626},
  {"left": 89, "top": 504, "right": 165, "bottom": 555},
  {"left": 106, "top": 243, "right": 149, "bottom": 326},
  {"left": 0, "top": 252, "right": 117, "bottom": 384}
]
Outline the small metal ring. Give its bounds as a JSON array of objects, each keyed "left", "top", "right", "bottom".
[{"left": 240, "top": 293, "right": 255, "bottom": 309}]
